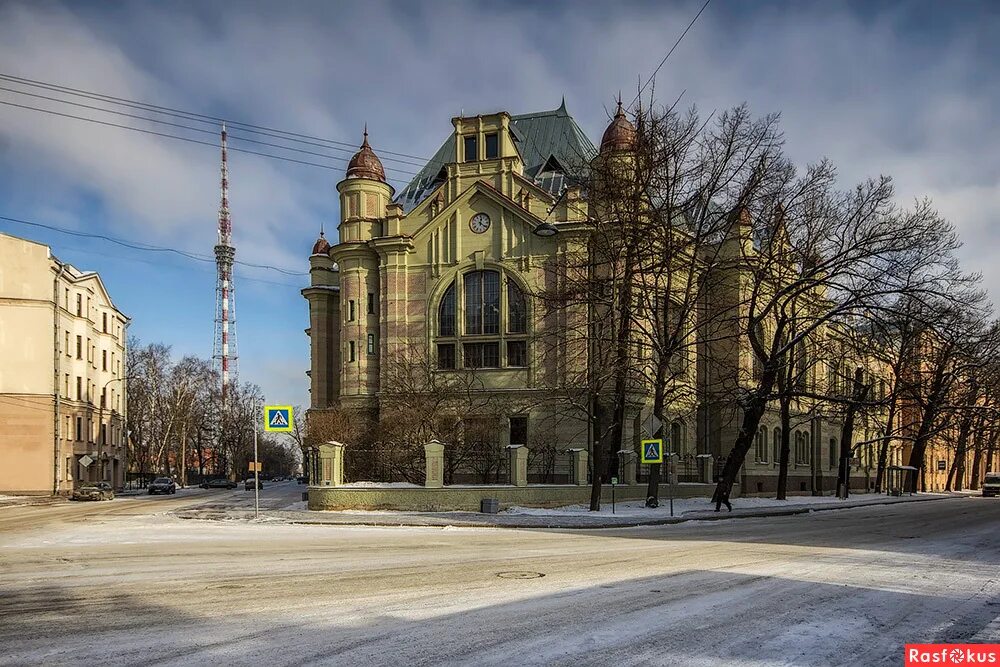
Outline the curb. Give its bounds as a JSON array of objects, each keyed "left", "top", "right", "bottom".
[{"left": 172, "top": 494, "right": 960, "bottom": 530}]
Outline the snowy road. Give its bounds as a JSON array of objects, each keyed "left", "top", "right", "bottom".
[{"left": 0, "top": 496, "right": 998, "bottom": 666}]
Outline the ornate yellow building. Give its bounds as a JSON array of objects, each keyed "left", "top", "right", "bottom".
[{"left": 303, "top": 103, "right": 888, "bottom": 492}]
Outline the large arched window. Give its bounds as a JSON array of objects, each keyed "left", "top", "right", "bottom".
[{"left": 435, "top": 269, "right": 529, "bottom": 370}]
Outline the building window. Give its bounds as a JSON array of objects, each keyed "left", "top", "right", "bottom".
[
  {"left": 76, "top": 335, "right": 82, "bottom": 359},
  {"left": 65, "top": 332, "right": 70, "bottom": 357},
  {"left": 438, "top": 343, "right": 456, "bottom": 370},
  {"left": 465, "top": 270, "right": 500, "bottom": 335},
  {"left": 485, "top": 133, "right": 499, "bottom": 159},
  {"left": 507, "top": 341, "right": 527, "bottom": 367},
  {"left": 772, "top": 427, "right": 781, "bottom": 464},
  {"left": 349, "top": 341, "right": 356, "bottom": 362},
  {"left": 64, "top": 374, "right": 69, "bottom": 397},
  {"left": 754, "top": 427, "right": 768, "bottom": 463},
  {"left": 76, "top": 293, "right": 82, "bottom": 316},
  {"left": 463, "top": 342, "right": 500, "bottom": 369},
  {"left": 670, "top": 421, "right": 684, "bottom": 455},
  {"left": 829, "top": 437, "right": 838, "bottom": 469},
  {"left": 367, "top": 292, "right": 375, "bottom": 315},
  {"left": 75, "top": 417, "right": 82, "bottom": 441},
  {"left": 510, "top": 415, "right": 528, "bottom": 446},
  {"left": 794, "top": 432, "right": 811, "bottom": 466},
  {"left": 76, "top": 376, "right": 82, "bottom": 401},
  {"left": 508, "top": 281, "right": 527, "bottom": 334},
  {"left": 367, "top": 333, "right": 376, "bottom": 355},
  {"left": 439, "top": 283, "right": 456, "bottom": 336},
  {"left": 102, "top": 349, "right": 107, "bottom": 371},
  {"left": 87, "top": 338, "right": 92, "bottom": 363},
  {"left": 348, "top": 300, "right": 355, "bottom": 322},
  {"left": 436, "top": 270, "right": 528, "bottom": 370},
  {"left": 463, "top": 135, "right": 478, "bottom": 162},
  {"left": 102, "top": 312, "right": 108, "bottom": 333}
]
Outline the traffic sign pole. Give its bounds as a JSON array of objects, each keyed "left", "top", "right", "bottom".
[{"left": 253, "top": 428, "right": 260, "bottom": 519}]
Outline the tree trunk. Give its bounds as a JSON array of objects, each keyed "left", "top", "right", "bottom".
[
  {"left": 837, "top": 367, "right": 866, "bottom": 499},
  {"left": 776, "top": 394, "right": 791, "bottom": 500},
  {"left": 713, "top": 366, "right": 776, "bottom": 507},
  {"left": 874, "top": 394, "right": 899, "bottom": 493}
]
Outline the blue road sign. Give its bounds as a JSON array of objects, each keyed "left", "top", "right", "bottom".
[{"left": 641, "top": 438, "right": 664, "bottom": 464}]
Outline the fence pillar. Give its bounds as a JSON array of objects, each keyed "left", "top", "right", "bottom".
[
  {"left": 318, "top": 441, "right": 346, "bottom": 486},
  {"left": 618, "top": 450, "right": 637, "bottom": 485},
  {"left": 424, "top": 440, "right": 445, "bottom": 488},
  {"left": 508, "top": 445, "right": 528, "bottom": 487},
  {"left": 568, "top": 448, "right": 588, "bottom": 486},
  {"left": 697, "top": 454, "right": 714, "bottom": 484}
]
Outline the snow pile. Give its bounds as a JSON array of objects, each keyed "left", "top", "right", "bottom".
[{"left": 503, "top": 493, "right": 911, "bottom": 518}]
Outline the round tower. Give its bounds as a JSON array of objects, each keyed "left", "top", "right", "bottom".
[{"left": 332, "top": 128, "right": 392, "bottom": 406}]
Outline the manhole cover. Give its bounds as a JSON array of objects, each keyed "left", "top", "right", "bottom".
[{"left": 496, "top": 571, "right": 545, "bottom": 580}]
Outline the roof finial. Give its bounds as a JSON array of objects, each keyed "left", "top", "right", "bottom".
[
  {"left": 558, "top": 96, "right": 567, "bottom": 114},
  {"left": 362, "top": 123, "right": 369, "bottom": 147},
  {"left": 616, "top": 92, "right": 623, "bottom": 115},
  {"left": 320, "top": 221, "right": 325, "bottom": 238}
]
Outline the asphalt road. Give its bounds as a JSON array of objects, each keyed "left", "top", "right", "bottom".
[{"left": 0, "top": 493, "right": 997, "bottom": 666}]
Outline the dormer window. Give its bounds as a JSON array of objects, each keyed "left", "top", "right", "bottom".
[
  {"left": 463, "top": 135, "right": 478, "bottom": 162},
  {"left": 485, "top": 133, "right": 499, "bottom": 159}
]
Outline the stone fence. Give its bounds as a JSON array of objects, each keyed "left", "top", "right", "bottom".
[{"left": 307, "top": 440, "right": 722, "bottom": 512}]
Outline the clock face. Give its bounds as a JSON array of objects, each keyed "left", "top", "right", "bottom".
[{"left": 469, "top": 212, "right": 491, "bottom": 234}]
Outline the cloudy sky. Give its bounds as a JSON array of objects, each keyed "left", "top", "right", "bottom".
[{"left": 1, "top": 0, "right": 997, "bottom": 410}]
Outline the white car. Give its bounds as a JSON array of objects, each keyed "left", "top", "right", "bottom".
[{"left": 983, "top": 472, "right": 1000, "bottom": 498}]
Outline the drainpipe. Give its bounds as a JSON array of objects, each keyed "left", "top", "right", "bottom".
[{"left": 53, "top": 263, "right": 67, "bottom": 495}]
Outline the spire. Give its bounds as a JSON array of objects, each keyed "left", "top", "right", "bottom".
[
  {"left": 218, "top": 123, "right": 231, "bottom": 245},
  {"left": 557, "top": 96, "right": 567, "bottom": 115}
]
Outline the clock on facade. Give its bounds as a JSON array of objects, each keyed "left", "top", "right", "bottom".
[{"left": 469, "top": 212, "right": 491, "bottom": 234}]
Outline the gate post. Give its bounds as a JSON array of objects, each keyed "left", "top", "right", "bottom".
[
  {"left": 508, "top": 445, "right": 528, "bottom": 487},
  {"left": 424, "top": 440, "right": 445, "bottom": 488}
]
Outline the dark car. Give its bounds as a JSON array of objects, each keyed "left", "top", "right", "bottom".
[
  {"left": 244, "top": 477, "right": 264, "bottom": 490},
  {"left": 148, "top": 477, "right": 177, "bottom": 495},
  {"left": 983, "top": 472, "right": 1000, "bottom": 498},
  {"left": 71, "top": 482, "right": 114, "bottom": 501},
  {"left": 296, "top": 475, "right": 307, "bottom": 484},
  {"left": 200, "top": 478, "right": 237, "bottom": 489}
]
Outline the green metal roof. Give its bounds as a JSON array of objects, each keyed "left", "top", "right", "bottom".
[{"left": 395, "top": 100, "right": 597, "bottom": 212}]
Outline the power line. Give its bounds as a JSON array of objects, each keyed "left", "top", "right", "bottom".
[
  {"left": 0, "top": 72, "right": 432, "bottom": 164},
  {"left": 629, "top": 0, "right": 711, "bottom": 111},
  {"left": 0, "top": 213, "right": 308, "bottom": 276},
  {"left": 0, "top": 99, "right": 414, "bottom": 186},
  {"left": 0, "top": 85, "right": 423, "bottom": 176}
]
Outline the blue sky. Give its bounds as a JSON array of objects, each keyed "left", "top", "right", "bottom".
[{"left": 1, "top": 0, "right": 998, "bottom": 410}]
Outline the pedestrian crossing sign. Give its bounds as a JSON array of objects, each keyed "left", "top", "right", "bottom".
[
  {"left": 264, "top": 405, "right": 293, "bottom": 432},
  {"left": 641, "top": 438, "right": 664, "bottom": 464}
]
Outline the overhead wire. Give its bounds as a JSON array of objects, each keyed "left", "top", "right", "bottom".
[
  {"left": 0, "top": 214, "right": 308, "bottom": 277},
  {"left": 628, "top": 0, "right": 711, "bottom": 111},
  {"left": 0, "top": 85, "right": 423, "bottom": 176},
  {"left": 0, "top": 72, "right": 432, "bottom": 164}
]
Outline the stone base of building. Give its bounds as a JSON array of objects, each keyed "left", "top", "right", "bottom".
[{"left": 307, "top": 482, "right": 733, "bottom": 512}]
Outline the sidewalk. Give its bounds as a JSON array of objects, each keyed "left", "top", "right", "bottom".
[{"left": 173, "top": 492, "right": 967, "bottom": 529}]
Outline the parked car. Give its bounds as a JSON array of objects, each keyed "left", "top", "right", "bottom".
[
  {"left": 983, "top": 472, "right": 1000, "bottom": 498},
  {"left": 148, "top": 477, "right": 177, "bottom": 495},
  {"left": 296, "top": 475, "right": 307, "bottom": 484},
  {"left": 200, "top": 478, "right": 237, "bottom": 489},
  {"left": 244, "top": 477, "right": 264, "bottom": 490},
  {"left": 71, "top": 482, "right": 114, "bottom": 502}
]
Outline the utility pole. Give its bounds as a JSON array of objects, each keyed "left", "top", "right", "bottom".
[{"left": 253, "top": 425, "right": 260, "bottom": 520}]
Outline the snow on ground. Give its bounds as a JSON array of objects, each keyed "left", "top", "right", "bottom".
[
  {"left": 339, "top": 481, "right": 422, "bottom": 488},
  {"left": 503, "top": 492, "right": 940, "bottom": 518}
]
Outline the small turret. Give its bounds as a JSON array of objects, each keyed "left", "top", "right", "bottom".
[
  {"left": 346, "top": 126, "right": 386, "bottom": 183},
  {"left": 600, "top": 97, "right": 637, "bottom": 154}
]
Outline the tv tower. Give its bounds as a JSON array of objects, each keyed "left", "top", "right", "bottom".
[{"left": 213, "top": 124, "right": 238, "bottom": 402}]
